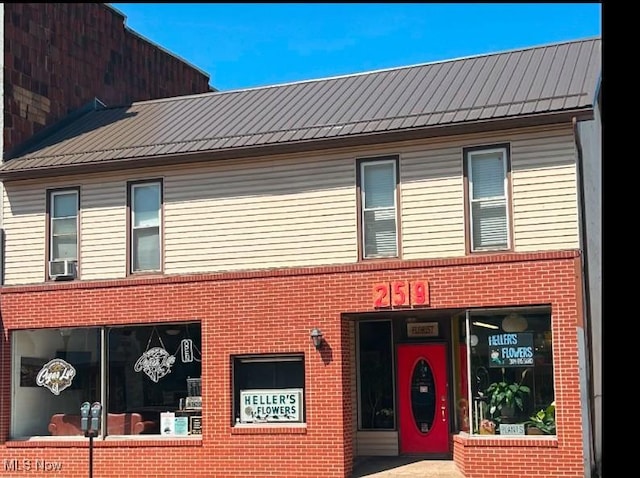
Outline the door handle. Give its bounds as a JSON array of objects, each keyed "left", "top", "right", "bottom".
[{"left": 441, "top": 405, "right": 446, "bottom": 422}]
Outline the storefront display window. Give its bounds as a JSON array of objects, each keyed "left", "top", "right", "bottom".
[
  {"left": 232, "top": 354, "right": 305, "bottom": 425},
  {"left": 462, "top": 308, "right": 555, "bottom": 436},
  {"left": 11, "top": 323, "right": 201, "bottom": 438}
]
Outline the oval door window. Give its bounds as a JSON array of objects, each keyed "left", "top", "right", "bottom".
[{"left": 410, "top": 358, "right": 436, "bottom": 434}]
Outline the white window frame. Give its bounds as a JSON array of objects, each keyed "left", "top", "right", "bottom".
[
  {"left": 467, "top": 146, "right": 510, "bottom": 252},
  {"left": 130, "top": 180, "right": 162, "bottom": 273},
  {"left": 49, "top": 189, "right": 79, "bottom": 262},
  {"left": 360, "top": 158, "right": 399, "bottom": 259}
]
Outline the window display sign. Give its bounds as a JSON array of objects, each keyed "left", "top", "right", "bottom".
[
  {"left": 160, "top": 412, "right": 175, "bottom": 435},
  {"left": 499, "top": 423, "right": 525, "bottom": 435},
  {"left": 189, "top": 416, "right": 202, "bottom": 434},
  {"left": 36, "top": 358, "right": 77, "bottom": 395},
  {"left": 240, "top": 388, "right": 303, "bottom": 423},
  {"left": 487, "top": 333, "right": 534, "bottom": 367}
]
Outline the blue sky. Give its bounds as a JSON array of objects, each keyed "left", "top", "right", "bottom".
[{"left": 110, "top": 3, "right": 601, "bottom": 92}]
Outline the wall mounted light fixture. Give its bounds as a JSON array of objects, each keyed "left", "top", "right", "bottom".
[{"left": 310, "top": 328, "right": 324, "bottom": 349}]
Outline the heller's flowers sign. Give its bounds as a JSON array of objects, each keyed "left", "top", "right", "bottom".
[
  {"left": 240, "top": 388, "right": 303, "bottom": 423},
  {"left": 488, "top": 333, "right": 534, "bottom": 368}
]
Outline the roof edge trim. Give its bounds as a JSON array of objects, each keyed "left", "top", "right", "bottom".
[{"left": 0, "top": 109, "right": 592, "bottom": 182}]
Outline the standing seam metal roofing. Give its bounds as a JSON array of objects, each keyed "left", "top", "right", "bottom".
[{"left": 1, "top": 37, "right": 601, "bottom": 174}]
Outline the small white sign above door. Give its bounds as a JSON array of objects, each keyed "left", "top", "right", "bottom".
[{"left": 407, "top": 322, "right": 439, "bottom": 338}]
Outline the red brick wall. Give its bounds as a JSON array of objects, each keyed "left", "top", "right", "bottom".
[
  {"left": 3, "top": 3, "right": 212, "bottom": 155},
  {"left": 0, "top": 251, "right": 585, "bottom": 478}
]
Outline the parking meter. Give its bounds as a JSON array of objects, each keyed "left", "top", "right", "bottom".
[
  {"left": 80, "top": 401, "right": 91, "bottom": 433},
  {"left": 89, "top": 402, "right": 102, "bottom": 436}
]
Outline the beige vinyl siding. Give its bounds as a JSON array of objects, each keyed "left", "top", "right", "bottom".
[
  {"left": 510, "top": 132, "right": 579, "bottom": 251},
  {"left": 1, "top": 124, "right": 578, "bottom": 285},
  {"left": 79, "top": 178, "right": 127, "bottom": 280},
  {"left": 3, "top": 184, "right": 46, "bottom": 284},
  {"left": 356, "top": 431, "right": 399, "bottom": 456},
  {"left": 2, "top": 177, "right": 128, "bottom": 284},
  {"left": 400, "top": 125, "right": 578, "bottom": 258},
  {"left": 401, "top": 147, "right": 466, "bottom": 259},
  {"left": 164, "top": 156, "right": 356, "bottom": 273}
]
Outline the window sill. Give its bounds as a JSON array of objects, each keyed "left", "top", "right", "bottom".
[
  {"left": 453, "top": 432, "right": 558, "bottom": 448},
  {"left": 6, "top": 435, "right": 202, "bottom": 448},
  {"left": 231, "top": 423, "right": 307, "bottom": 435}
]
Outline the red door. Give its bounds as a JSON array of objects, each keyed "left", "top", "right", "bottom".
[{"left": 397, "top": 343, "right": 449, "bottom": 454}]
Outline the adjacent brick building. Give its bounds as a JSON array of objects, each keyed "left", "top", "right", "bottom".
[{"left": 2, "top": 2, "right": 212, "bottom": 157}]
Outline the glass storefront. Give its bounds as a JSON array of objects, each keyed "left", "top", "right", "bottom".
[
  {"left": 12, "top": 323, "right": 201, "bottom": 438},
  {"left": 461, "top": 308, "right": 555, "bottom": 436}
]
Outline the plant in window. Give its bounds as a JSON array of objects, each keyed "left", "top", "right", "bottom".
[
  {"left": 525, "top": 401, "right": 556, "bottom": 435},
  {"left": 484, "top": 368, "right": 530, "bottom": 424}
]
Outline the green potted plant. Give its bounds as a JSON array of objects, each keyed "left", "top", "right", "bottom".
[
  {"left": 484, "top": 368, "right": 531, "bottom": 424},
  {"left": 525, "top": 401, "right": 556, "bottom": 435}
]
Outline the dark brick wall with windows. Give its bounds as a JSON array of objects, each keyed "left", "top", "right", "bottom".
[
  {"left": 3, "top": 3, "right": 212, "bottom": 156},
  {"left": 0, "top": 251, "right": 586, "bottom": 478}
]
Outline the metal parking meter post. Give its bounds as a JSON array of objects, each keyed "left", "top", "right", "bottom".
[
  {"left": 88, "top": 432, "right": 94, "bottom": 478},
  {"left": 80, "top": 401, "right": 102, "bottom": 478}
]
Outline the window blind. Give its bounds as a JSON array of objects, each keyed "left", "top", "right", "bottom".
[{"left": 469, "top": 150, "right": 508, "bottom": 250}]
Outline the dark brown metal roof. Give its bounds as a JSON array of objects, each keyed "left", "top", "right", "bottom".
[{"left": 0, "top": 37, "right": 601, "bottom": 180}]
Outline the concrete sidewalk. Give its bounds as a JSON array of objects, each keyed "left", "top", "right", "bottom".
[{"left": 351, "top": 457, "right": 464, "bottom": 477}]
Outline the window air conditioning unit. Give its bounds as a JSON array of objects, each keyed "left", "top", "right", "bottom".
[{"left": 48, "top": 259, "right": 77, "bottom": 280}]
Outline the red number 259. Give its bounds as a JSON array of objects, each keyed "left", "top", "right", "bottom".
[{"left": 373, "top": 280, "right": 428, "bottom": 308}]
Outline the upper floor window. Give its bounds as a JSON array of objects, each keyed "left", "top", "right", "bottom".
[
  {"left": 47, "top": 188, "right": 79, "bottom": 279},
  {"left": 49, "top": 189, "right": 79, "bottom": 262},
  {"left": 464, "top": 145, "right": 511, "bottom": 252},
  {"left": 128, "top": 180, "right": 162, "bottom": 273},
  {"left": 358, "top": 157, "right": 399, "bottom": 259}
]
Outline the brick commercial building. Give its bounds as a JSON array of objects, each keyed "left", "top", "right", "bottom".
[{"left": 0, "top": 32, "right": 601, "bottom": 478}]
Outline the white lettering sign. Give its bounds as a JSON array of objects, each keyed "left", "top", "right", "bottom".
[
  {"left": 134, "top": 347, "right": 176, "bottom": 382},
  {"left": 36, "top": 359, "right": 76, "bottom": 395},
  {"left": 181, "top": 339, "right": 194, "bottom": 363},
  {"left": 4, "top": 458, "right": 63, "bottom": 472},
  {"left": 488, "top": 333, "right": 534, "bottom": 367},
  {"left": 240, "top": 388, "right": 303, "bottom": 423}
]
